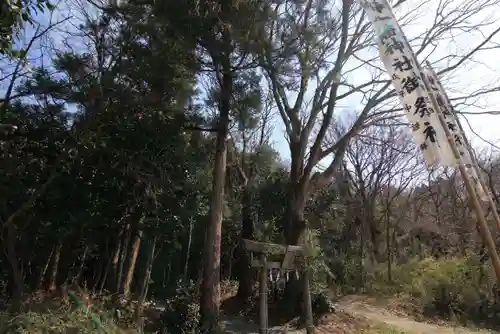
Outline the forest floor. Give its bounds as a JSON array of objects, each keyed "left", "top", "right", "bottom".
[
  {"left": 334, "top": 295, "right": 495, "bottom": 333},
  {"left": 1, "top": 290, "right": 497, "bottom": 333},
  {"left": 220, "top": 295, "right": 498, "bottom": 333}
]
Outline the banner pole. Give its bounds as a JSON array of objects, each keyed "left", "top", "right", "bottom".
[
  {"left": 357, "top": 0, "right": 500, "bottom": 281},
  {"left": 425, "top": 61, "right": 500, "bottom": 229},
  {"left": 420, "top": 73, "right": 500, "bottom": 281}
]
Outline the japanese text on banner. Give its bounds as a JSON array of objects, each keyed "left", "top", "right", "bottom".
[
  {"left": 359, "top": 0, "right": 455, "bottom": 166},
  {"left": 423, "top": 67, "right": 488, "bottom": 200}
]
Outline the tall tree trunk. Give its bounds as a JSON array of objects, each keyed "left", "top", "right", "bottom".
[
  {"left": 123, "top": 230, "right": 143, "bottom": 297},
  {"left": 282, "top": 183, "right": 308, "bottom": 316},
  {"left": 6, "top": 225, "right": 23, "bottom": 312},
  {"left": 237, "top": 188, "right": 254, "bottom": 301},
  {"left": 184, "top": 219, "right": 194, "bottom": 280},
  {"left": 200, "top": 55, "right": 231, "bottom": 333},
  {"left": 284, "top": 197, "right": 307, "bottom": 245},
  {"left": 48, "top": 241, "right": 63, "bottom": 292},
  {"left": 283, "top": 146, "right": 308, "bottom": 246},
  {"left": 284, "top": 131, "right": 314, "bottom": 240}
]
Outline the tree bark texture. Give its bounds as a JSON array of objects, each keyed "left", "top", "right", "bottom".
[
  {"left": 6, "top": 224, "right": 23, "bottom": 312},
  {"left": 48, "top": 241, "right": 62, "bottom": 292},
  {"left": 237, "top": 188, "right": 254, "bottom": 301},
  {"left": 123, "top": 229, "right": 143, "bottom": 297},
  {"left": 136, "top": 235, "right": 156, "bottom": 322},
  {"left": 117, "top": 223, "right": 131, "bottom": 294},
  {"left": 200, "top": 54, "right": 232, "bottom": 333}
]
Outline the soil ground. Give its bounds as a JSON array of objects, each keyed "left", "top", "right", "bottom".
[{"left": 220, "top": 295, "right": 498, "bottom": 334}]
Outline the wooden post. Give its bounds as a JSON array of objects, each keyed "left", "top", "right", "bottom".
[
  {"left": 420, "top": 71, "right": 500, "bottom": 281},
  {"left": 259, "top": 253, "right": 268, "bottom": 334},
  {"left": 303, "top": 269, "right": 314, "bottom": 334},
  {"left": 243, "top": 239, "right": 306, "bottom": 333}
]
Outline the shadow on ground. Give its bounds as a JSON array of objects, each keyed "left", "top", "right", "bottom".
[{"left": 220, "top": 295, "right": 307, "bottom": 333}]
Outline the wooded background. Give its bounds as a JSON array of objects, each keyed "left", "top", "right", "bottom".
[{"left": 2, "top": 0, "right": 500, "bottom": 332}]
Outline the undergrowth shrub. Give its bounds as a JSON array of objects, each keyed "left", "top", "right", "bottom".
[
  {"left": 0, "top": 306, "right": 122, "bottom": 333},
  {"left": 311, "top": 290, "right": 335, "bottom": 316},
  {"left": 368, "top": 255, "right": 500, "bottom": 328},
  {"left": 160, "top": 279, "right": 200, "bottom": 334}
]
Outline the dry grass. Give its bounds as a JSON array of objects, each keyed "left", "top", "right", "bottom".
[
  {"left": 0, "top": 290, "right": 139, "bottom": 334},
  {"left": 314, "top": 311, "right": 410, "bottom": 333},
  {"left": 220, "top": 287, "right": 407, "bottom": 334}
]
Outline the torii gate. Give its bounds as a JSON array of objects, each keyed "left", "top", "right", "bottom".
[{"left": 243, "top": 239, "right": 315, "bottom": 334}]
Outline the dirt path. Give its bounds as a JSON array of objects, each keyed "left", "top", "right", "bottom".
[
  {"left": 220, "top": 315, "right": 304, "bottom": 333},
  {"left": 219, "top": 297, "right": 496, "bottom": 333},
  {"left": 335, "top": 297, "right": 495, "bottom": 333}
]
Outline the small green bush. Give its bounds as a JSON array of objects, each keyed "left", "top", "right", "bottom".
[
  {"left": 368, "top": 255, "right": 500, "bottom": 328},
  {"left": 160, "top": 280, "right": 200, "bottom": 334}
]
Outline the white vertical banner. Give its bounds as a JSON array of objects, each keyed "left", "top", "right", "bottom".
[
  {"left": 421, "top": 69, "right": 469, "bottom": 162},
  {"left": 423, "top": 67, "right": 488, "bottom": 200},
  {"left": 358, "top": 0, "right": 455, "bottom": 166}
]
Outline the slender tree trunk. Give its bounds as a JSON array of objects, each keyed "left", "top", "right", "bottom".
[
  {"left": 37, "top": 247, "right": 54, "bottom": 289},
  {"left": 117, "top": 223, "right": 131, "bottom": 294},
  {"left": 48, "top": 241, "right": 63, "bottom": 292},
  {"left": 92, "top": 258, "right": 104, "bottom": 292},
  {"left": 93, "top": 240, "right": 108, "bottom": 290},
  {"left": 392, "top": 227, "right": 398, "bottom": 259},
  {"left": 123, "top": 230, "right": 143, "bottom": 297},
  {"left": 237, "top": 188, "right": 254, "bottom": 301},
  {"left": 6, "top": 225, "right": 23, "bottom": 312},
  {"left": 184, "top": 219, "right": 194, "bottom": 280},
  {"left": 166, "top": 257, "right": 172, "bottom": 287},
  {"left": 136, "top": 236, "right": 156, "bottom": 321},
  {"left": 162, "top": 265, "right": 167, "bottom": 288},
  {"left": 72, "top": 246, "right": 89, "bottom": 285},
  {"left": 303, "top": 270, "right": 314, "bottom": 334},
  {"left": 108, "top": 233, "right": 122, "bottom": 293},
  {"left": 200, "top": 54, "right": 232, "bottom": 333},
  {"left": 359, "top": 219, "right": 365, "bottom": 291},
  {"left": 98, "top": 256, "right": 112, "bottom": 294},
  {"left": 386, "top": 216, "right": 392, "bottom": 283}
]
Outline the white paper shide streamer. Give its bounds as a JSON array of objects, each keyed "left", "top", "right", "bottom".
[
  {"left": 359, "top": 0, "right": 455, "bottom": 166},
  {"left": 423, "top": 67, "right": 488, "bottom": 200}
]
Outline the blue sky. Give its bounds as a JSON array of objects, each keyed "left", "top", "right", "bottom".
[
  {"left": 265, "top": 0, "right": 500, "bottom": 165},
  {"left": 3, "top": 0, "right": 500, "bottom": 166}
]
